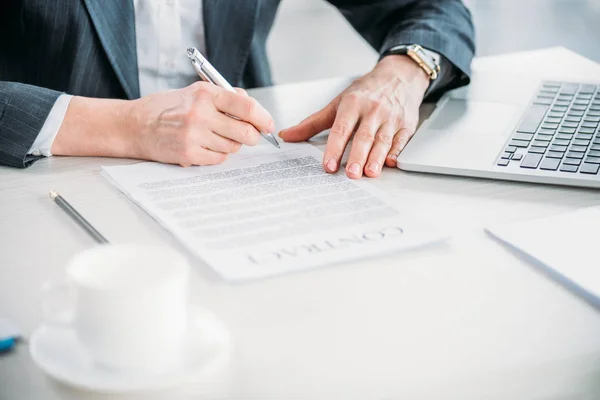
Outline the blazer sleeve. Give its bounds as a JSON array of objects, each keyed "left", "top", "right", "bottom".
[
  {"left": 326, "top": 0, "right": 476, "bottom": 92},
  {"left": 0, "top": 82, "right": 62, "bottom": 168}
]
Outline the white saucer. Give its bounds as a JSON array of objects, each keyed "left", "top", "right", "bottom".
[{"left": 29, "top": 308, "right": 232, "bottom": 393}]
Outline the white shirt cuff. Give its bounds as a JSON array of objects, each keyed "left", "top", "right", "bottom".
[{"left": 28, "top": 94, "right": 73, "bottom": 157}]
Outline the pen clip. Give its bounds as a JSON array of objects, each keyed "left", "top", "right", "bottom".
[{"left": 191, "top": 59, "right": 215, "bottom": 85}]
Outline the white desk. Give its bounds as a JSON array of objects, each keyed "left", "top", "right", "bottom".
[{"left": 2, "top": 48, "right": 600, "bottom": 400}]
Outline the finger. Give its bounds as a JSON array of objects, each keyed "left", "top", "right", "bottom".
[
  {"left": 385, "top": 127, "right": 415, "bottom": 168},
  {"left": 322, "top": 98, "right": 360, "bottom": 173},
  {"left": 364, "top": 123, "right": 395, "bottom": 178},
  {"left": 211, "top": 88, "right": 274, "bottom": 133},
  {"left": 179, "top": 146, "right": 227, "bottom": 167},
  {"left": 211, "top": 111, "right": 262, "bottom": 146},
  {"left": 234, "top": 87, "right": 248, "bottom": 97},
  {"left": 279, "top": 100, "right": 337, "bottom": 142},
  {"left": 345, "top": 115, "right": 381, "bottom": 179},
  {"left": 204, "top": 131, "right": 242, "bottom": 154}
]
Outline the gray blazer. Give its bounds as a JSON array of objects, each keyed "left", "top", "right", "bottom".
[{"left": 0, "top": 0, "right": 475, "bottom": 168}]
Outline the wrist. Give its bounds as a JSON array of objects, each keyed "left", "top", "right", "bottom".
[
  {"left": 375, "top": 55, "right": 430, "bottom": 97},
  {"left": 51, "top": 96, "right": 140, "bottom": 159}
]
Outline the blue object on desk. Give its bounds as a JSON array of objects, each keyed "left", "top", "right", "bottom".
[
  {"left": 0, "top": 337, "right": 16, "bottom": 353},
  {"left": 0, "top": 318, "right": 21, "bottom": 353}
]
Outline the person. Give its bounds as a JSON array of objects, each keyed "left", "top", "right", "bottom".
[{"left": 0, "top": 0, "right": 474, "bottom": 179}]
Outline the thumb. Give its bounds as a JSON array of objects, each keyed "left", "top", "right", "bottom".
[{"left": 279, "top": 101, "right": 337, "bottom": 142}]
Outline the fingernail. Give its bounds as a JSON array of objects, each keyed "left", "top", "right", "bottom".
[
  {"left": 368, "top": 161, "right": 380, "bottom": 173},
  {"left": 388, "top": 153, "right": 399, "bottom": 162},
  {"left": 326, "top": 158, "right": 338, "bottom": 172},
  {"left": 348, "top": 162, "right": 361, "bottom": 176}
]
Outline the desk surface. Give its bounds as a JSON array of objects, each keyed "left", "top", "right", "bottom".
[{"left": 2, "top": 48, "right": 600, "bottom": 400}]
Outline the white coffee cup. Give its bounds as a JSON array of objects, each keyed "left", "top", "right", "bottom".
[{"left": 42, "top": 245, "right": 190, "bottom": 372}]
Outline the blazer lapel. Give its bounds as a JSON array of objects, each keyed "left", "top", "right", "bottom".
[
  {"left": 82, "top": 0, "right": 140, "bottom": 99},
  {"left": 203, "top": 0, "right": 259, "bottom": 86}
]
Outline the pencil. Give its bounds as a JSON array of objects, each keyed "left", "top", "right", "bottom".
[{"left": 49, "top": 190, "right": 109, "bottom": 244}]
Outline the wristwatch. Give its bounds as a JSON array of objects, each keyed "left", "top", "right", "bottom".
[{"left": 383, "top": 44, "right": 441, "bottom": 80}]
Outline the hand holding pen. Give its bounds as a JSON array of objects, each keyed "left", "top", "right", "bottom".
[
  {"left": 187, "top": 47, "right": 280, "bottom": 148},
  {"left": 120, "top": 63, "right": 276, "bottom": 167}
]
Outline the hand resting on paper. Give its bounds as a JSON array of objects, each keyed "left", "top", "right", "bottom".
[
  {"left": 50, "top": 82, "right": 275, "bottom": 167},
  {"left": 280, "top": 55, "right": 430, "bottom": 179}
]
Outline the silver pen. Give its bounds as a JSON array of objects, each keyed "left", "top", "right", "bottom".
[{"left": 186, "top": 47, "right": 280, "bottom": 148}]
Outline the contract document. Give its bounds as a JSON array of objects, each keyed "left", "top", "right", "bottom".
[{"left": 103, "top": 143, "right": 442, "bottom": 281}]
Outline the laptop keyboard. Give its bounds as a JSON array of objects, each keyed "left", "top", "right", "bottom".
[{"left": 497, "top": 81, "right": 600, "bottom": 175}]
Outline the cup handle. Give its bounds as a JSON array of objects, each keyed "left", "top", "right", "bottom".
[{"left": 41, "top": 281, "right": 74, "bottom": 328}]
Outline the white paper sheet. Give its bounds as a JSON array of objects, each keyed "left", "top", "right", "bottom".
[
  {"left": 487, "top": 206, "right": 600, "bottom": 308},
  {"left": 103, "top": 143, "right": 443, "bottom": 282}
]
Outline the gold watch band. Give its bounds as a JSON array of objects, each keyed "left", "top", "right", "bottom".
[{"left": 385, "top": 44, "right": 441, "bottom": 80}]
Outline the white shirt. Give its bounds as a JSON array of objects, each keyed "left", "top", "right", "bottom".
[
  {"left": 28, "top": 1, "right": 443, "bottom": 157},
  {"left": 29, "top": 0, "right": 207, "bottom": 156}
]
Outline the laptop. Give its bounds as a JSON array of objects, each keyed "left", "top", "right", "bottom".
[{"left": 397, "top": 73, "right": 600, "bottom": 189}]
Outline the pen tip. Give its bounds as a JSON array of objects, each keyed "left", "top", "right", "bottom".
[{"left": 49, "top": 190, "right": 58, "bottom": 200}]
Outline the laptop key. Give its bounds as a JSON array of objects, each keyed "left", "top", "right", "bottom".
[
  {"left": 505, "top": 146, "right": 517, "bottom": 153},
  {"left": 585, "top": 117, "right": 600, "bottom": 123},
  {"left": 512, "top": 153, "right": 523, "bottom": 161},
  {"left": 574, "top": 100, "right": 591, "bottom": 105},
  {"left": 535, "top": 135, "right": 552, "bottom": 142},
  {"left": 576, "top": 133, "right": 593, "bottom": 140},
  {"left": 570, "top": 145, "right": 588, "bottom": 153},
  {"left": 521, "top": 153, "right": 543, "bottom": 169},
  {"left": 566, "top": 152, "right": 585, "bottom": 159},
  {"left": 528, "top": 146, "right": 546, "bottom": 154},
  {"left": 565, "top": 116, "right": 582, "bottom": 122},
  {"left": 588, "top": 150, "right": 600, "bottom": 157},
  {"left": 497, "top": 159, "right": 510, "bottom": 167},
  {"left": 561, "top": 84, "right": 578, "bottom": 95},
  {"left": 560, "top": 164, "right": 579, "bottom": 173},
  {"left": 563, "top": 158, "right": 582, "bottom": 166},
  {"left": 571, "top": 105, "right": 588, "bottom": 112},
  {"left": 546, "top": 151, "right": 564, "bottom": 159},
  {"left": 582, "top": 121, "right": 599, "bottom": 128},
  {"left": 556, "top": 133, "right": 574, "bottom": 140},
  {"left": 591, "top": 144, "right": 600, "bottom": 151},
  {"left": 532, "top": 140, "right": 549, "bottom": 148},
  {"left": 562, "top": 121, "right": 579, "bottom": 128},
  {"left": 543, "top": 123, "right": 561, "bottom": 130},
  {"left": 516, "top": 105, "right": 549, "bottom": 133},
  {"left": 549, "top": 145, "right": 568, "bottom": 152},
  {"left": 509, "top": 139, "right": 530, "bottom": 148},
  {"left": 538, "top": 128, "right": 557, "bottom": 135},
  {"left": 501, "top": 152, "right": 512, "bottom": 160},
  {"left": 513, "top": 133, "right": 534, "bottom": 141},
  {"left": 572, "top": 139, "right": 590, "bottom": 146},
  {"left": 558, "top": 127, "right": 576, "bottom": 134},
  {"left": 578, "top": 127, "right": 596, "bottom": 134},
  {"left": 580, "top": 163, "right": 600, "bottom": 174},
  {"left": 540, "top": 157, "right": 561, "bottom": 171},
  {"left": 579, "top": 84, "right": 597, "bottom": 94},
  {"left": 585, "top": 156, "right": 600, "bottom": 164}
]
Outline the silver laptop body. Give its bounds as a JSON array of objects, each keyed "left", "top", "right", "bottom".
[{"left": 398, "top": 73, "right": 600, "bottom": 189}]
